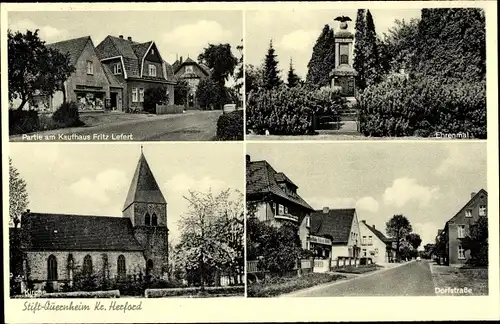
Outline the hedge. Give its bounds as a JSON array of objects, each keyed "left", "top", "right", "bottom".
[
  {"left": 52, "top": 101, "right": 84, "bottom": 128},
  {"left": 246, "top": 86, "right": 346, "bottom": 135},
  {"left": 216, "top": 110, "right": 243, "bottom": 140},
  {"left": 145, "top": 285, "right": 244, "bottom": 298},
  {"left": 31, "top": 290, "right": 120, "bottom": 298},
  {"left": 359, "top": 74, "right": 486, "bottom": 138},
  {"left": 9, "top": 110, "right": 40, "bottom": 135}
]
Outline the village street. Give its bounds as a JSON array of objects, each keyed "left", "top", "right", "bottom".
[
  {"left": 10, "top": 110, "right": 222, "bottom": 142},
  {"left": 286, "top": 260, "right": 436, "bottom": 297}
]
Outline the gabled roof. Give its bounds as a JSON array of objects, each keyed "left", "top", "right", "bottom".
[
  {"left": 46, "top": 36, "right": 92, "bottom": 66},
  {"left": 172, "top": 57, "right": 211, "bottom": 76},
  {"left": 448, "top": 189, "right": 488, "bottom": 224},
  {"left": 102, "top": 64, "right": 123, "bottom": 88},
  {"left": 363, "top": 222, "right": 392, "bottom": 244},
  {"left": 21, "top": 212, "right": 143, "bottom": 251},
  {"left": 163, "top": 60, "right": 175, "bottom": 81},
  {"left": 275, "top": 172, "right": 298, "bottom": 189},
  {"left": 246, "top": 160, "right": 313, "bottom": 211},
  {"left": 310, "top": 208, "right": 356, "bottom": 244},
  {"left": 123, "top": 152, "right": 166, "bottom": 211}
]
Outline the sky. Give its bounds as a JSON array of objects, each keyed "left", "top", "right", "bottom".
[
  {"left": 246, "top": 9, "right": 421, "bottom": 80},
  {"left": 9, "top": 143, "right": 244, "bottom": 244},
  {"left": 247, "top": 142, "right": 487, "bottom": 249},
  {"left": 8, "top": 11, "right": 243, "bottom": 86}
]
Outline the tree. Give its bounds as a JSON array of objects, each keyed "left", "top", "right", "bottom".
[
  {"left": 262, "top": 40, "right": 282, "bottom": 90},
  {"left": 196, "top": 76, "right": 226, "bottom": 110},
  {"left": 381, "top": 19, "right": 420, "bottom": 74},
  {"left": 143, "top": 86, "right": 169, "bottom": 113},
  {"left": 386, "top": 215, "right": 412, "bottom": 262},
  {"left": 406, "top": 232, "right": 422, "bottom": 250},
  {"left": 177, "top": 189, "right": 243, "bottom": 289},
  {"left": 460, "top": 217, "right": 488, "bottom": 266},
  {"left": 174, "top": 79, "right": 189, "bottom": 106},
  {"left": 9, "top": 158, "right": 28, "bottom": 228},
  {"left": 364, "top": 10, "right": 382, "bottom": 86},
  {"left": 8, "top": 29, "right": 75, "bottom": 110},
  {"left": 353, "top": 9, "right": 367, "bottom": 90},
  {"left": 198, "top": 43, "right": 238, "bottom": 86},
  {"left": 306, "top": 24, "right": 335, "bottom": 88},
  {"left": 234, "top": 39, "right": 244, "bottom": 94},
  {"left": 287, "top": 58, "right": 301, "bottom": 88},
  {"left": 245, "top": 64, "right": 264, "bottom": 97}
]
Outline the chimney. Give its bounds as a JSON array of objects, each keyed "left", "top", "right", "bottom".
[
  {"left": 373, "top": 225, "right": 375, "bottom": 229},
  {"left": 323, "top": 207, "right": 329, "bottom": 214},
  {"left": 26, "top": 209, "right": 30, "bottom": 214},
  {"left": 471, "top": 192, "right": 476, "bottom": 199},
  {"left": 119, "top": 35, "right": 124, "bottom": 39},
  {"left": 180, "top": 56, "right": 183, "bottom": 64},
  {"left": 361, "top": 220, "right": 366, "bottom": 224},
  {"left": 128, "top": 36, "right": 132, "bottom": 41},
  {"left": 246, "top": 154, "right": 250, "bottom": 164}
]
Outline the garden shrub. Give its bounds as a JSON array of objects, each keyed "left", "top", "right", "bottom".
[
  {"left": 9, "top": 110, "right": 40, "bottom": 135},
  {"left": 37, "top": 290, "right": 120, "bottom": 298},
  {"left": 145, "top": 285, "right": 244, "bottom": 298},
  {"left": 246, "top": 85, "right": 346, "bottom": 135},
  {"left": 52, "top": 101, "right": 84, "bottom": 128},
  {"left": 144, "top": 86, "right": 169, "bottom": 114},
  {"left": 359, "top": 74, "right": 486, "bottom": 138},
  {"left": 216, "top": 110, "right": 243, "bottom": 140}
]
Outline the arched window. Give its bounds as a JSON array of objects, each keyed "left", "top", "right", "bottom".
[
  {"left": 145, "top": 213, "right": 151, "bottom": 226},
  {"left": 146, "top": 259, "right": 154, "bottom": 275},
  {"left": 47, "top": 255, "right": 58, "bottom": 281},
  {"left": 117, "top": 255, "right": 126, "bottom": 279},
  {"left": 83, "top": 255, "right": 93, "bottom": 276},
  {"left": 101, "top": 254, "right": 109, "bottom": 279},
  {"left": 152, "top": 213, "right": 158, "bottom": 226},
  {"left": 67, "top": 254, "right": 74, "bottom": 269}
]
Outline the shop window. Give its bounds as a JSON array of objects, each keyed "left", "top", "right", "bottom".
[
  {"left": 87, "top": 61, "right": 94, "bottom": 75},
  {"left": 132, "top": 88, "right": 138, "bottom": 103},
  {"left": 114, "top": 63, "right": 122, "bottom": 75},
  {"left": 139, "top": 88, "right": 144, "bottom": 102},
  {"left": 149, "top": 65, "right": 157, "bottom": 77}
]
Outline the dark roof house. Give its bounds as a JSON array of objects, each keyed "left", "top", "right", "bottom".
[
  {"left": 310, "top": 208, "right": 356, "bottom": 244},
  {"left": 46, "top": 36, "right": 93, "bottom": 66}
]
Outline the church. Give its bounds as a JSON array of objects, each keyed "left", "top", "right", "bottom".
[{"left": 12, "top": 149, "right": 169, "bottom": 292}]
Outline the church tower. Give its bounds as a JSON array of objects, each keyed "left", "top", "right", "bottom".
[{"left": 123, "top": 147, "right": 168, "bottom": 278}]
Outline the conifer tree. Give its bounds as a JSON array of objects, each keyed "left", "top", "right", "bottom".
[
  {"left": 262, "top": 39, "right": 282, "bottom": 90},
  {"left": 306, "top": 25, "right": 335, "bottom": 87},
  {"left": 287, "top": 58, "right": 301, "bottom": 88},
  {"left": 353, "top": 9, "right": 367, "bottom": 90},
  {"left": 364, "top": 10, "right": 382, "bottom": 86}
]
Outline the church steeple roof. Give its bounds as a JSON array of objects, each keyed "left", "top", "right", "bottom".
[{"left": 123, "top": 150, "right": 166, "bottom": 211}]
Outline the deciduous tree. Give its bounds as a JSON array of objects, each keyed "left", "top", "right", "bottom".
[
  {"left": 386, "top": 214, "right": 412, "bottom": 262},
  {"left": 460, "top": 216, "right": 488, "bottom": 266},
  {"left": 406, "top": 232, "right": 422, "bottom": 250},
  {"left": 198, "top": 43, "right": 238, "bottom": 86}
]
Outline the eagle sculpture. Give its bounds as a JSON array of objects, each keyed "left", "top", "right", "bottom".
[{"left": 334, "top": 16, "right": 352, "bottom": 22}]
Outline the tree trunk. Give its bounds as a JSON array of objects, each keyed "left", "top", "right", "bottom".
[{"left": 16, "top": 96, "right": 28, "bottom": 111}]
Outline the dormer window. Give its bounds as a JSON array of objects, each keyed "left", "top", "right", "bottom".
[
  {"left": 284, "top": 206, "right": 288, "bottom": 214},
  {"left": 149, "top": 64, "right": 157, "bottom": 77},
  {"left": 278, "top": 204, "right": 284, "bottom": 215},
  {"left": 114, "top": 63, "right": 122, "bottom": 75},
  {"left": 152, "top": 213, "right": 158, "bottom": 226},
  {"left": 145, "top": 212, "right": 151, "bottom": 226}
]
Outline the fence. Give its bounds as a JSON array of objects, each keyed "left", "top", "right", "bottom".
[{"left": 156, "top": 104, "right": 185, "bottom": 115}]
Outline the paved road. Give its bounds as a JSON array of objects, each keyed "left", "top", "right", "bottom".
[
  {"left": 289, "top": 261, "right": 436, "bottom": 297},
  {"left": 11, "top": 111, "right": 222, "bottom": 142}
]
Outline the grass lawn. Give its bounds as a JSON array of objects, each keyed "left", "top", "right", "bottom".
[
  {"left": 431, "top": 263, "right": 488, "bottom": 296},
  {"left": 333, "top": 264, "right": 383, "bottom": 274},
  {"left": 247, "top": 273, "right": 346, "bottom": 297}
]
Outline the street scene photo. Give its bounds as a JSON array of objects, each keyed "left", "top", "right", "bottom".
[
  {"left": 9, "top": 143, "right": 244, "bottom": 298},
  {"left": 246, "top": 142, "right": 488, "bottom": 297},
  {"left": 8, "top": 10, "right": 244, "bottom": 142},
  {"left": 245, "top": 8, "right": 486, "bottom": 140}
]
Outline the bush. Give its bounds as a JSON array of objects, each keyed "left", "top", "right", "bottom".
[
  {"left": 9, "top": 110, "right": 40, "bottom": 135},
  {"left": 144, "top": 86, "right": 169, "bottom": 113},
  {"left": 216, "top": 110, "right": 243, "bottom": 140},
  {"left": 359, "top": 74, "right": 486, "bottom": 138},
  {"left": 246, "top": 85, "right": 346, "bottom": 135},
  {"left": 334, "top": 263, "right": 381, "bottom": 274},
  {"left": 52, "top": 101, "right": 84, "bottom": 128},
  {"left": 145, "top": 285, "right": 244, "bottom": 298},
  {"left": 36, "top": 290, "right": 120, "bottom": 298}
]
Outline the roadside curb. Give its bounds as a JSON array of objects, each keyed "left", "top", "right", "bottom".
[{"left": 282, "top": 260, "right": 417, "bottom": 297}]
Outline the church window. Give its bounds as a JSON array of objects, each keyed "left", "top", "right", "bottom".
[
  {"left": 152, "top": 213, "right": 158, "bottom": 226},
  {"left": 101, "top": 254, "right": 109, "bottom": 279},
  {"left": 117, "top": 255, "right": 126, "bottom": 279},
  {"left": 83, "top": 255, "right": 93, "bottom": 276},
  {"left": 47, "top": 255, "right": 58, "bottom": 281},
  {"left": 145, "top": 213, "right": 151, "bottom": 226}
]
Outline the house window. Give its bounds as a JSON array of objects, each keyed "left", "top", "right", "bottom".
[
  {"left": 465, "top": 209, "right": 472, "bottom": 218},
  {"left": 458, "top": 246, "right": 465, "bottom": 260},
  {"left": 457, "top": 225, "right": 466, "bottom": 238},
  {"left": 186, "top": 65, "right": 194, "bottom": 73},
  {"left": 83, "top": 255, "right": 93, "bottom": 276},
  {"left": 284, "top": 206, "right": 288, "bottom": 214},
  {"left": 278, "top": 204, "right": 284, "bottom": 215},
  {"left": 362, "top": 236, "right": 366, "bottom": 245},
  {"left": 86, "top": 61, "right": 94, "bottom": 74},
  {"left": 113, "top": 63, "right": 122, "bottom": 75},
  {"left": 47, "top": 255, "right": 58, "bottom": 281},
  {"left": 368, "top": 236, "right": 373, "bottom": 245},
  {"left": 479, "top": 205, "right": 487, "bottom": 217},
  {"left": 101, "top": 254, "right": 109, "bottom": 279},
  {"left": 306, "top": 216, "right": 310, "bottom": 227},
  {"left": 117, "top": 255, "right": 126, "bottom": 279},
  {"left": 363, "top": 249, "right": 367, "bottom": 257},
  {"left": 145, "top": 213, "right": 151, "bottom": 226},
  {"left": 152, "top": 213, "right": 158, "bottom": 226},
  {"left": 272, "top": 202, "right": 277, "bottom": 215},
  {"left": 151, "top": 49, "right": 155, "bottom": 55},
  {"left": 139, "top": 88, "right": 144, "bottom": 102},
  {"left": 132, "top": 88, "right": 138, "bottom": 102},
  {"left": 149, "top": 64, "right": 157, "bottom": 77}
]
